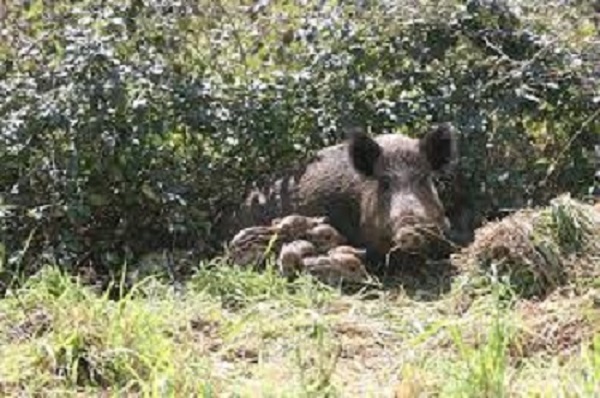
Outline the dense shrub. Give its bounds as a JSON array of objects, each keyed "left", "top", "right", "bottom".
[{"left": 0, "top": 0, "right": 598, "bottom": 287}]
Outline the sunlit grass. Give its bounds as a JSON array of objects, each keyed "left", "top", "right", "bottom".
[{"left": 1, "top": 259, "right": 600, "bottom": 396}]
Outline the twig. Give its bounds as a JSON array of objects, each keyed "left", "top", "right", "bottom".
[
  {"left": 538, "top": 107, "right": 600, "bottom": 188},
  {"left": 212, "top": 0, "right": 250, "bottom": 83}
]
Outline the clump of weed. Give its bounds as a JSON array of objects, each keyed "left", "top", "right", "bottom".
[
  {"left": 437, "top": 278, "right": 516, "bottom": 397},
  {"left": 0, "top": 266, "right": 212, "bottom": 396},
  {"left": 187, "top": 259, "right": 338, "bottom": 310},
  {"left": 453, "top": 194, "right": 600, "bottom": 298}
]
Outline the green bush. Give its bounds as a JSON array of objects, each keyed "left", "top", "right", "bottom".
[{"left": 1, "top": 0, "right": 598, "bottom": 287}]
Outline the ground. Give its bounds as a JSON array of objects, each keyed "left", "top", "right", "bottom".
[{"left": 1, "top": 259, "right": 600, "bottom": 397}]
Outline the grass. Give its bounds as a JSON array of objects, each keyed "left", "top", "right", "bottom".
[
  {"left": 1, "top": 197, "right": 599, "bottom": 397},
  {"left": 2, "top": 256, "right": 600, "bottom": 397}
]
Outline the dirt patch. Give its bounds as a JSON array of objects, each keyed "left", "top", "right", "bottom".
[
  {"left": 511, "top": 289, "right": 600, "bottom": 361},
  {"left": 180, "top": 315, "right": 223, "bottom": 354},
  {"left": 6, "top": 308, "right": 53, "bottom": 343}
]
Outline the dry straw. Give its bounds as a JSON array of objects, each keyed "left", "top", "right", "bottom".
[{"left": 452, "top": 194, "right": 600, "bottom": 297}]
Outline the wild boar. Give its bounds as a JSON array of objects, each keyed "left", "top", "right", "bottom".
[
  {"left": 277, "top": 239, "right": 318, "bottom": 277},
  {"left": 271, "top": 214, "right": 329, "bottom": 240},
  {"left": 222, "top": 124, "right": 458, "bottom": 263},
  {"left": 303, "top": 252, "right": 370, "bottom": 285}
]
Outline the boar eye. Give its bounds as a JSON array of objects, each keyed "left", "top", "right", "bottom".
[{"left": 379, "top": 175, "right": 392, "bottom": 191}]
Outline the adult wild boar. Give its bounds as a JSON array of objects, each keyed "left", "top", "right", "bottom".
[{"left": 224, "top": 123, "right": 459, "bottom": 262}]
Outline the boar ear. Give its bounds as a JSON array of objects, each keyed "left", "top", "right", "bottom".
[
  {"left": 347, "top": 129, "right": 382, "bottom": 177},
  {"left": 420, "top": 123, "right": 457, "bottom": 171}
]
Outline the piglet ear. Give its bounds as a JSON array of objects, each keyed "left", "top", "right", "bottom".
[
  {"left": 347, "top": 128, "right": 382, "bottom": 177},
  {"left": 420, "top": 123, "right": 458, "bottom": 171}
]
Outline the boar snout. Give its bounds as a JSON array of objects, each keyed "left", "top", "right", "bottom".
[
  {"left": 392, "top": 218, "right": 451, "bottom": 253},
  {"left": 392, "top": 227, "right": 424, "bottom": 252}
]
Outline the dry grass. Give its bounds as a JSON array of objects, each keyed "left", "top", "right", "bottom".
[
  {"left": 452, "top": 194, "right": 600, "bottom": 298},
  {"left": 511, "top": 288, "right": 600, "bottom": 360}
]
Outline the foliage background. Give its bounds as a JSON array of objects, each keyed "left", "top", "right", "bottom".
[{"left": 0, "top": 0, "right": 598, "bottom": 285}]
